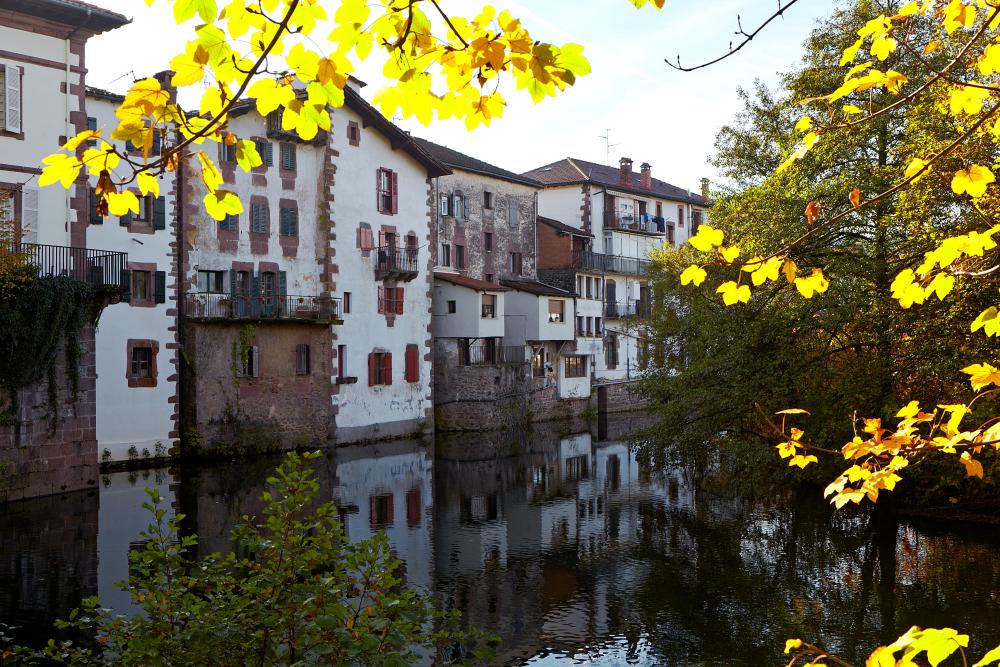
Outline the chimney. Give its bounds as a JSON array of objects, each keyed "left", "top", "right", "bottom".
[
  {"left": 700, "top": 177, "right": 710, "bottom": 202},
  {"left": 152, "top": 70, "right": 177, "bottom": 103},
  {"left": 640, "top": 162, "right": 652, "bottom": 190},
  {"left": 618, "top": 157, "right": 633, "bottom": 186}
]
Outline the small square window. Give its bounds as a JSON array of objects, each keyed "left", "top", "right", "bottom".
[
  {"left": 440, "top": 243, "right": 451, "bottom": 267},
  {"left": 485, "top": 273, "right": 494, "bottom": 283},
  {"left": 295, "top": 343, "right": 311, "bottom": 375},
  {"left": 483, "top": 191, "right": 493, "bottom": 209},
  {"left": 131, "top": 270, "right": 150, "bottom": 301},
  {"left": 484, "top": 231, "right": 493, "bottom": 251},
  {"left": 343, "top": 292, "right": 351, "bottom": 314},
  {"left": 347, "top": 121, "right": 360, "bottom": 146},
  {"left": 455, "top": 245, "right": 465, "bottom": 270},
  {"left": 197, "top": 270, "right": 225, "bottom": 293},
  {"left": 447, "top": 300, "right": 456, "bottom": 314},
  {"left": 130, "top": 347, "right": 152, "bottom": 379}
]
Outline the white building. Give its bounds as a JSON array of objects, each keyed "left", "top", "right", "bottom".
[{"left": 523, "top": 157, "right": 709, "bottom": 382}]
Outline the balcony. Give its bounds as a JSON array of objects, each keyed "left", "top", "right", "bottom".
[
  {"left": 375, "top": 245, "right": 420, "bottom": 282},
  {"left": 4, "top": 242, "right": 127, "bottom": 291},
  {"left": 605, "top": 300, "right": 651, "bottom": 319},
  {"left": 459, "top": 344, "right": 528, "bottom": 366},
  {"left": 571, "top": 251, "right": 649, "bottom": 276},
  {"left": 603, "top": 212, "right": 666, "bottom": 236},
  {"left": 184, "top": 292, "right": 342, "bottom": 323}
]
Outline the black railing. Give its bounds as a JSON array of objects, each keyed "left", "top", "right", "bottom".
[
  {"left": 605, "top": 300, "right": 651, "bottom": 318},
  {"left": 459, "top": 344, "right": 528, "bottom": 366},
  {"left": 571, "top": 251, "right": 649, "bottom": 276},
  {"left": 375, "top": 245, "right": 419, "bottom": 280},
  {"left": 185, "top": 292, "right": 341, "bottom": 322},
  {"left": 4, "top": 242, "right": 127, "bottom": 289}
]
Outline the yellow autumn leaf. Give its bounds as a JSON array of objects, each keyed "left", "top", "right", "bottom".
[
  {"left": 106, "top": 191, "right": 140, "bottom": 217},
  {"left": 39, "top": 154, "right": 82, "bottom": 188},
  {"left": 794, "top": 116, "right": 813, "bottom": 132},
  {"left": 789, "top": 454, "right": 818, "bottom": 469},
  {"left": 203, "top": 190, "right": 244, "bottom": 221},
  {"left": 962, "top": 363, "right": 1000, "bottom": 391},
  {"left": 137, "top": 171, "right": 160, "bottom": 198},
  {"left": 785, "top": 639, "right": 803, "bottom": 654},
  {"left": 679, "top": 265, "right": 707, "bottom": 286},
  {"left": 925, "top": 272, "right": 955, "bottom": 300},
  {"left": 904, "top": 158, "right": 929, "bottom": 181},
  {"left": 896, "top": 400, "right": 920, "bottom": 419},
  {"left": 944, "top": 0, "right": 976, "bottom": 33},
  {"left": 971, "top": 306, "right": 1000, "bottom": 336},
  {"left": 783, "top": 259, "right": 798, "bottom": 284},
  {"left": 952, "top": 165, "right": 996, "bottom": 198},
  {"left": 236, "top": 139, "right": 263, "bottom": 172},
  {"left": 719, "top": 245, "right": 740, "bottom": 263},
  {"left": 973, "top": 645, "right": 1000, "bottom": 667},
  {"left": 688, "top": 225, "right": 725, "bottom": 252},
  {"left": 795, "top": 268, "right": 829, "bottom": 298},
  {"left": 716, "top": 281, "right": 751, "bottom": 305}
]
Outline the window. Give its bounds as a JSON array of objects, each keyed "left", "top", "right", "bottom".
[
  {"left": 452, "top": 194, "right": 464, "bottom": 221},
  {"left": 267, "top": 109, "right": 282, "bottom": 132},
  {"left": 605, "top": 334, "right": 618, "bottom": 369},
  {"left": 485, "top": 273, "right": 494, "bottom": 283},
  {"left": 405, "top": 344, "right": 419, "bottom": 383},
  {"left": 447, "top": 300, "right": 456, "bottom": 314},
  {"left": 548, "top": 299, "right": 565, "bottom": 323},
  {"left": 666, "top": 223, "right": 675, "bottom": 245},
  {"left": 576, "top": 315, "right": 584, "bottom": 336},
  {"left": 483, "top": 190, "right": 493, "bottom": 209},
  {"left": 343, "top": 292, "right": 351, "bottom": 314},
  {"left": 132, "top": 270, "right": 150, "bottom": 302},
  {"left": 369, "top": 351, "right": 392, "bottom": 386},
  {"left": 279, "top": 206, "right": 298, "bottom": 236},
  {"left": 130, "top": 346, "right": 152, "bottom": 379},
  {"left": 1, "top": 64, "right": 22, "bottom": 134},
  {"left": 251, "top": 202, "right": 268, "bottom": 233},
  {"left": 508, "top": 252, "right": 522, "bottom": 276},
  {"left": 135, "top": 195, "right": 154, "bottom": 223},
  {"left": 439, "top": 193, "right": 451, "bottom": 217},
  {"left": 239, "top": 344, "right": 259, "bottom": 378},
  {"left": 595, "top": 317, "right": 602, "bottom": 335},
  {"left": 455, "top": 244, "right": 465, "bottom": 270},
  {"left": 370, "top": 494, "right": 393, "bottom": 527},
  {"left": 692, "top": 210, "right": 703, "bottom": 233},
  {"left": 379, "top": 286, "right": 404, "bottom": 315},
  {"left": 254, "top": 138, "right": 273, "bottom": 167},
  {"left": 337, "top": 344, "right": 347, "bottom": 381},
  {"left": 656, "top": 201, "right": 662, "bottom": 218},
  {"left": 440, "top": 243, "right": 451, "bottom": 267},
  {"left": 347, "top": 121, "right": 360, "bottom": 146},
  {"left": 219, "top": 213, "right": 238, "bottom": 232},
  {"left": 220, "top": 138, "right": 236, "bottom": 163},
  {"left": 295, "top": 344, "right": 311, "bottom": 375},
  {"left": 279, "top": 143, "right": 296, "bottom": 172},
  {"left": 577, "top": 275, "right": 583, "bottom": 296},
  {"left": 586, "top": 276, "right": 593, "bottom": 299},
  {"left": 484, "top": 231, "right": 493, "bottom": 251},
  {"left": 86, "top": 116, "right": 97, "bottom": 147},
  {"left": 586, "top": 316, "right": 593, "bottom": 336},
  {"left": 88, "top": 188, "right": 103, "bottom": 225},
  {"left": 377, "top": 168, "right": 397, "bottom": 214},
  {"left": 507, "top": 199, "right": 518, "bottom": 227},
  {"left": 481, "top": 293, "right": 496, "bottom": 319},
  {"left": 677, "top": 205, "right": 685, "bottom": 227},
  {"left": 565, "top": 356, "right": 587, "bottom": 378},
  {"left": 197, "top": 270, "right": 225, "bottom": 293}
]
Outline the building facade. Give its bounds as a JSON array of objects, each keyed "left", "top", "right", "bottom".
[{"left": 523, "top": 156, "right": 709, "bottom": 384}]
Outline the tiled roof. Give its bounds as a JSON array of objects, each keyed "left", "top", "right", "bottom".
[
  {"left": 86, "top": 86, "right": 124, "bottom": 102},
  {"left": 2, "top": 0, "right": 130, "bottom": 33},
  {"left": 522, "top": 158, "right": 708, "bottom": 206},
  {"left": 434, "top": 272, "right": 509, "bottom": 291},
  {"left": 411, "top": 137, "right": 541, "bottom": 187},
  {"left": 538, "top": 215, "right": 592, "bottom": 237},
  {"left": 500, "top": 279, "right": 572, "bottom": 297}
]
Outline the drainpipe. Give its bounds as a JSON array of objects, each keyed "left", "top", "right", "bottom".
[{"left": 176, "top": 137, "right": 188, "bottom": 454}]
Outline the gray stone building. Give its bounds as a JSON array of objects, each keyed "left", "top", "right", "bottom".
[{"left": 414, "top": 138, "right": 584, "bottom": 430}]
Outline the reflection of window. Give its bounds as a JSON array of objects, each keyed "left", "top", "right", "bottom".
[
  {"left": 565, "top": 454, "right": 589, "bottom": 481},
  {"left": 406, "top": 488, "right": 421, "bottom": 527},
  {"left": 0, "top": 189, "right": 14, "bottom": 225},
  {"left": 548, "top": 299, "right": 565, "bottom": 323},
  {"left": 565, "top": 355, "right": 586, "bottom": 378},
  {"left": 370, "top": 494, "right": 394, "bottom": 528}
]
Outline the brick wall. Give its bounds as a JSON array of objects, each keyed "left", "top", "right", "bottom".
[
  {"left": 184, "top": 322, "right": 332, "bottom": 455},
  {"left": 0, "top": 328, "right": 98, "bottom": 502},
  {"left": 536, "top": 222, "right": 573, "bottom": 270}
]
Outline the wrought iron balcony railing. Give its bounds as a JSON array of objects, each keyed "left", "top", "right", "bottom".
[
  {"left": 459, "top": 344, "right": 528, "bottom": 366},
  {"left": 3, "top": 242, "right": 127, "bottom": 290},
  {"left": 374, "top": 245, "right": 419, "bottom": 281},
  {"left": 184, "top": 292, "right": 341, "bottom": 323},
  {"left": 605, "top": 299, "right": 651, "bottom": 319},
  {"left": 571, "top": 251, "right": 649, "bottom": 276}
]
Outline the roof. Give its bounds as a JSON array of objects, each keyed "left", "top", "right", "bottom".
[
  {"left": 538, "top": 215, "right": 592, "bottom": 238},
  {"left": 522, "top": 158, "right": 708, "bottom": 206},
  {"left": 501, "top": 279, "right": 572, "bottom": 297},
  {"left": 86, "top": 86, "right": 124, "bottom": 102},
  {"left": 0, "top": 0, "right": 130, "bottom": 34},
  {"left": 411, "top": 137, "right": 541, "bottom": 187},
  {"left": 434, "top": 272, "right": 509, "bottom": 292}
]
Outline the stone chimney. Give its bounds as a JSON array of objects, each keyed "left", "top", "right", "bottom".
[
  {"left": 700, "top": 177, "right": 710, "bottom": 202},
  {"left": 640, "top": 162, "right": 652, "bottom": 190},
  {"left": 152, "top": 70, "right": 177, "bottom": 103},
  {"left": 618, "top": 157, "right": 633, "bottom": 186}
]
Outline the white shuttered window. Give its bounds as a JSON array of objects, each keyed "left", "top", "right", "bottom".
[{"left": 2, "top": 64, "right": 21, "bottom": 133}]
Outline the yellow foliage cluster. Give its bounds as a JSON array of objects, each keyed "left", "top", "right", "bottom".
[{"left": 787, "top": 626, "right": 1000, "bottom": 666}]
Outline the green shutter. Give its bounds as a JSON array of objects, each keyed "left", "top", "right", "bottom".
[
  {"left": 89, "top": 188, "right": 103, "bottom": 225},
  {"left": 153, "top": 196, "right": 166, "bottom": 230},
  {"left": 154, "top": 271, "right": 166, "bottom": 304},
  {"left": 120, "top": 269, "right": 131, "bottom": 303},
  {"left": 120, "top": 211, "right": 131, "bottom": 227}
]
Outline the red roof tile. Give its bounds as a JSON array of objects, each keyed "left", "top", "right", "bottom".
[{"left": 434, "top": 272, "right": 509, "bottom": 291}]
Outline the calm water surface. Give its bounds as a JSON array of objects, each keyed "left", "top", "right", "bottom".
[{"left": 3, "top": 414, "right": 1000, "bottom": 665}]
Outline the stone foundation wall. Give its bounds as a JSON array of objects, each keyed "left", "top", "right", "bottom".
[
  {"left": 597, "top": 380, "right": 648, "bottom": 414},
  {"left": 0, "top": 328, "right": 98, "bottom": 502}
]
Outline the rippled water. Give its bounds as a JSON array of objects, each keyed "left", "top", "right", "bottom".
[{"left": 3, "top": 414, "right": 1000, "bottom": 665}]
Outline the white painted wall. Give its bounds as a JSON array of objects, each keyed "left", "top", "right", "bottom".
[
  {"left": 330, "top": 104, "right": 434, "bottom": 433},
  {"left": 536, "top": 185, "right": 585, "bottom": 229},
  {"left": 559, "top": 357, "right": 591, "bottom": 399},
  {"left": 87, "top": 94, "right": 176, "bottom": 460},
  {"left": 430, "top": 281, "right": 505, "bottom": 339},
  {"left": 503, "top": 291, "right": 573, "bottom": 343}
]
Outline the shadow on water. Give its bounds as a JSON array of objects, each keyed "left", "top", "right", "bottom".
[{"left": 3, "top": 414, "right": 1000, "bottom": 665}]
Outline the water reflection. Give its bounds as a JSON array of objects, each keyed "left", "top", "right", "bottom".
[{"left": 2, "top": 414, "right": 1000, "bottom": 666}]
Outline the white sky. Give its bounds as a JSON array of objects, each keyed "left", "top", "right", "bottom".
[{"left": 85, "top": 0, "right": 836, "bottom": 191}]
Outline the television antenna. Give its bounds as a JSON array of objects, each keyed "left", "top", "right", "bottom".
[{"left": 599, "top": 129, "right": 620, "bottom": 166}]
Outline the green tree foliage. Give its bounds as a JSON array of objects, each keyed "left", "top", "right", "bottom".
[{"left": 2, "top": 452, "right": 493, "bottom": 666}]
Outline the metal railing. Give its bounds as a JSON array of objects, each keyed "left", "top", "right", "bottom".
[
  {"left": 603, "top": 211, "right": 667, "bottom": 234},
  {"left": 184, "top": 292, "right": 341, "bottom": 322},
  {"left": 459, "top": 344, "right": 528, "bottom": 366},
  {"left": 375, "top": 245, "right": 419, "bottom": 279},
  {"left": 571, "top": 251, "right": 649, "bottom": 276},
  {"left": 605, "top": 300, "right": 651, "bottom": 318},
  {"left": 3, "top": 242, "right": 127, "bottom": 289}
]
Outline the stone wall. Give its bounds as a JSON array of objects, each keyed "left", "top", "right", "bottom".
[
  {"left": 183, "top": 322, "right": 332, "bottom": 456},
  {"left": 0, "top": 328, "right": 98, "bottom": 502},
  {"left": 596, "top": 380, "right": 649, "bottom": 414}
]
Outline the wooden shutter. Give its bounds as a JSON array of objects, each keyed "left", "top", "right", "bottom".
[
  {"left": 251, "top": 346, "right": 260, "bottom": 377},
  {"left": 120, "top": 269, "right": 131, "bottom": 303},
  {"left": 405, "top": 344, "right": 419, "bottom": 383},
  {"left": 120, "top": 210, "right": 132, "bottom": 227},
  {"left": 281, "top": 143, "right": 296, "bottom": 171},
  {"left": 265, "top": 141, "right": 273, "bottom": 166},
  {"left": 154, "top": 271, "right": 166, "bottom": 304},
  {"left": 368, "top": 352, "right": 375, "bottom": 386},
  {"left": 89, "top": 188, "right": 102, "bottom": 225},
  {"left": 378, "top": 230, "right": 386, "bottom": 249},
  {"left": 440, "top": 193, "right": 449, "bottom": 217},
  {"left": 395, "top": 287, "right": 404, "bottom": 315},
  {"left": 229, "top": 269, "right": 237, "bottom": 299},
  {"left": 377, "top": 286, "right": 385, "bottom": 314},
  {"left": 151, "top": 129, "right": 161, "bottom": 155},
  {"left": 4, "top": 64, "right": 20, "bottom": 133},
  {"left": 375, "top": 169, "right": 382, "bottom": 212},
  {"left": 153, "top": 196, "right": 166, "bottom": 230},
  {"left": 390, "top": 171, "right": 398, "bottom": 214},
  {"left": 384, "top": 352, "right": 392, "bottom": 385},
  {"left": 278, "top": 271, "right": 287, "bottom": 310}
]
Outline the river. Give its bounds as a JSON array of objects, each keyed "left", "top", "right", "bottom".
[{"left": 3, "top": 414, "right": 1000, "bottom": 665}]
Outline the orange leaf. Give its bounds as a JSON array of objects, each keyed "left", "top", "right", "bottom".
[
  {"left": 849, "top": 187, "right": 861, "bottom": 208},
  {"left": 805, "top": 201, "right": 819, "bottom": 224}
]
